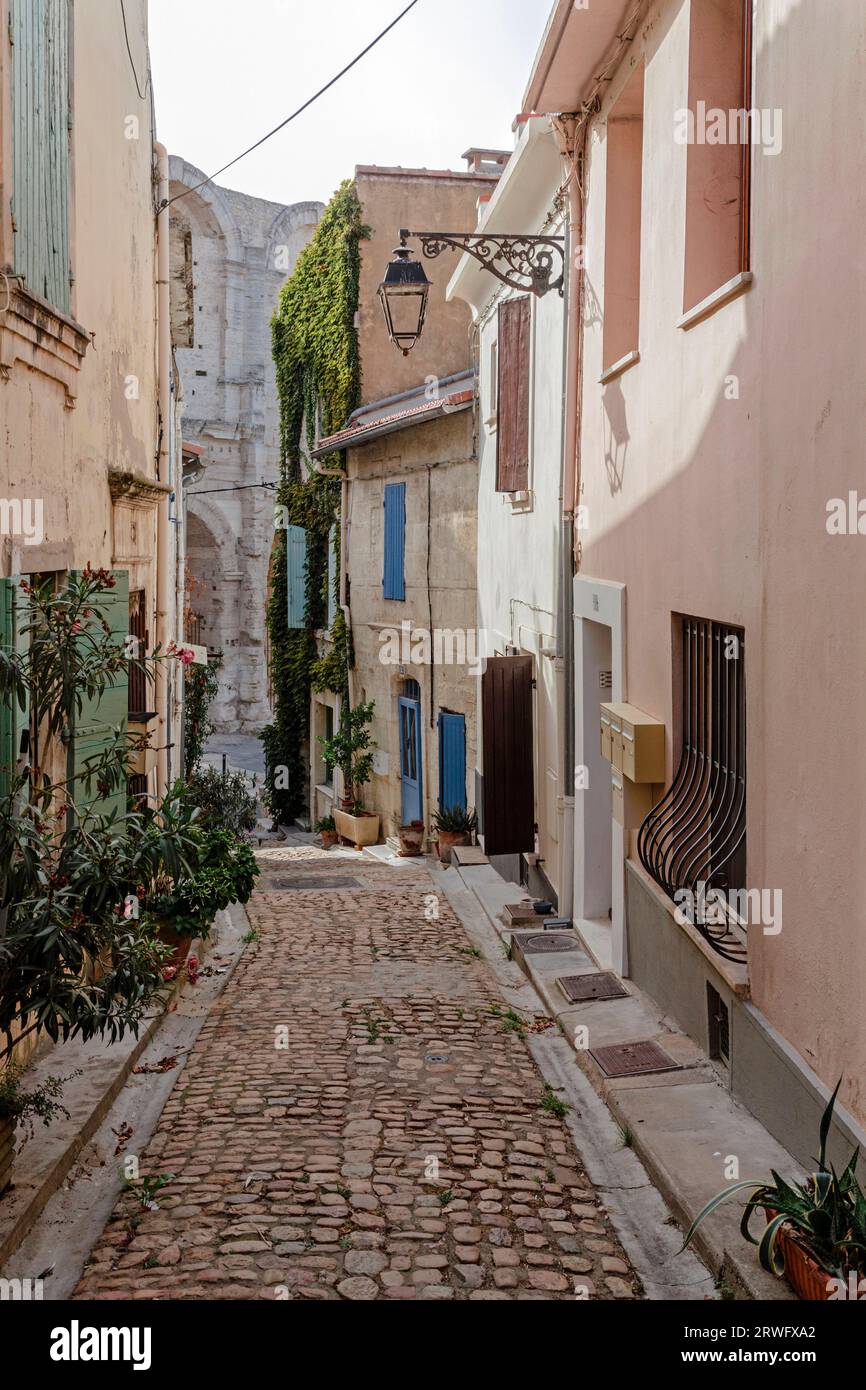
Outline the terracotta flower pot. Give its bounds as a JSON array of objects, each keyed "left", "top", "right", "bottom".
[
  {"left": 154, "top": 921, "right": 194, "bottom": 970},
  {"left": 320, "top": 829, "right": 339, "bottom": 850},
  {"left": 765, "top": 1211, "right": 833, "bottom": 1301},
  {"left": 398, "top": 822, "right": 425, "bottom": 856},
  {"left": 436, "top": 829, "right": 471, "bottom": 865},
  {"left": 0, "top": 1114, "right": 16, "bottom": 1198}
]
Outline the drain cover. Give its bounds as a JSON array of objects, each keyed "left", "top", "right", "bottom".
[
  {"left": 589, "top": 1040, "right": 681, "bottom": 1077},
  {"left": 265, "top": 875, "right": 361, "bottom": 890},
  {"left": 558, "top": 972, "right": 629, "bottom": 1004},
  {"left": 520, "top": 933, "right": 580, "bottom": 954}
]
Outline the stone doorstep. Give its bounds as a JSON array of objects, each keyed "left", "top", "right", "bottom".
[
  {"left": 514, "top": 939, "right": 799, "bottom": 1301},
  {"left": 0, "top": 906, "right": 242, "bottom": 1270},
  {"left": 450, "top": 856, "right": 799, "bottom": 1303}
]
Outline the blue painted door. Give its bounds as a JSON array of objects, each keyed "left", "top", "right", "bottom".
[
  {"left": 438, "top": 712, "right": 466, "bottom": 813},
  {"left": 398, "top": 694, "right": 423, "bottom": 824}
]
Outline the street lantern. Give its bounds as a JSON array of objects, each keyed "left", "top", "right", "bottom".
[
  {"left": 379, "top": 227, "right": 566, "bottom": 353},
  {"left": 377, "top": 231, "right": 431, "bottom": 356}
]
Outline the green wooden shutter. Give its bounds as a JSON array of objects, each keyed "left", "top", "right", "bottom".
[
  {"left": 12, "top": 0, "right": 71, "bottom": 313},
  {"left": 286, "top": 526, "right": 307, "bottom": 629},
  {"left": 72, "top": 571, "right": 129, "bottom": 819},
  {"left": 0, "top": 581, "right": 16, "bottom": 799}
]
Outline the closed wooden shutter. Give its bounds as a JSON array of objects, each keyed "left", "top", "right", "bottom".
[
  {"left": 72, "top": 571, "right": 129, "bottom": 820},
  {"left": 327, "top": 526, "right": 337, "bottom": 628},
  {"left": 286, "top": 525, "right": 307, "bottom": 629},
  {"left": 481, "top": 654, "right": 534, "bottom": 856},
  {"left": 496, "top": 296, "right": 531, "bottom": 493},
  {"left": 383, "top": 482, "right": 406, "bottom": 601},
  {"left": 12, "top": 0, "right": 71, "bottom": 313},
  {"left": 0, "top": 580, "right": 16, "bottom": 799},
  {"left": 438, "top": 712, "right": 466, "bottom": 813}
]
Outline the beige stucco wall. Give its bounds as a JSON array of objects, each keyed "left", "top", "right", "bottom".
[
  {"left": 0, "top": 0, "right": 160, "bottom": 632},
  {"left": 345, "top": 409, "right": 478, "bottom": 839},
  {"left": 355, "top": 167, "right": 495, "bottom": 406},
  {"left": 576, "top": 0, "right": 866, "bottom": 1122}
]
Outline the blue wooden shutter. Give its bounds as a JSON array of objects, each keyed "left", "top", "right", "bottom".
[
  {"left": 12, "top": 0, "right": 71, "bottom": 313},
  {"left": 327, "top": 526, "right": 337, "bottom": 628},
  {"left": 72, "top": 571, "right": 129, "bottom": 820},
  {"left": 383, "top": 482, "right": 406, "bottom": 601},
  {"left": 286, "top": 525, "right": 307, "bottom": 629},
  {"left": 438, "top": 712, "right": 467, "bottom": 813}
]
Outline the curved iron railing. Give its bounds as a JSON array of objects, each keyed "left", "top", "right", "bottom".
[{"left": 638, "top": 618, "right": 746, "bottom": 964}]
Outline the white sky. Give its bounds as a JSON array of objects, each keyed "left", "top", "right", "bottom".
[{"left": 148, "top": 0, "right": 554, "bottom": 208}]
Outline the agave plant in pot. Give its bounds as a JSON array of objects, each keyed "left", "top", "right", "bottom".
[
  {"left": 681, "top": 1079, "right": 866, "bottom": 1300},
  {"left": 315, "top": 815, "right": 339, "bottom": 850},
  {"left": 432, "top": 805, "right": 477, "bottom": 864}
]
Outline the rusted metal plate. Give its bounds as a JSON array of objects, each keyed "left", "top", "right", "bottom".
[
  {"left": 263, "top": 875, "right": 361, "bottom": 890},
  {"left": 590, "top": 1041, "right": 681, "bottom": 1077},
  {"left": 557, "top": 972, "right": 629, "bottom": 1004},
  {"left": 520, "top": 933, "right": 580, "bottom": 954}
]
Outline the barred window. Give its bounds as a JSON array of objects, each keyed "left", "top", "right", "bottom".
[{"left": 638, "top": 617, "right": 746, "bottom": 963}]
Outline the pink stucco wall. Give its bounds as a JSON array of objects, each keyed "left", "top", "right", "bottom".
[{"left": 577, "top": 0, "right": 866, "bottom": 1122}]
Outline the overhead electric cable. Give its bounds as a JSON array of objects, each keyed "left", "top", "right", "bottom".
[{"left": 161, "top": 0, "right": 421, "bottom": 210}]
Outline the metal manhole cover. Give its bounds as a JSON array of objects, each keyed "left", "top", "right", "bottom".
[
  {"left": 589, "top": 1041, "right": 681, "bottom": 1077},
  {"left": 521, "top": 933, "right": 580, "bottom": 954},
  {"left": 264, "top": 875, "right": 361, "bottom": 890},
  {"left": 558, "top": 972, "right": 630, "bottom": 1004}
]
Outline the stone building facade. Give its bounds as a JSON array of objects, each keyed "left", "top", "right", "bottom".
[{"left": 168, "top": 158, "right": 321, "bottom": 731}]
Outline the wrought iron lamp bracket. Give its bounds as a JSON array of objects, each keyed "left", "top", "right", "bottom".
[{"left": 402, "top": 229, "right": 565, "bottom": 299}]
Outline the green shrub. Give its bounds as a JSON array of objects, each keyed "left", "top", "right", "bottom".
[{"left": 186, "top": 765, "right": 257, "bottom": 834}]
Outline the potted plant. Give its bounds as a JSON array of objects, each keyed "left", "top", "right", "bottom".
[
  {"left": 431, "top": 805, "right": 478, "bottom": 864},
  {"left": 397, "top": 818, "right": 425, "bottom": 856},
  {"left": 315, "top": 815, "right": 339, "bottom": 850},
  {"left": 0, "top": 1063, "right": 77, "bottom": 1198},
  {"left": 681, "top": 1079, "right": 866, "bottom": 1300},
  {"left": 144, "top": 824, "right": 259, "bottom": 965},
  {"left": 319, "top": 702, "right": 381, "bottom": 848}
]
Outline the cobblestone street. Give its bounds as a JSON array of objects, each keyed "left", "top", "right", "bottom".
[{"left": 73, "top": 847, "right": 640, "bottom": 1302}]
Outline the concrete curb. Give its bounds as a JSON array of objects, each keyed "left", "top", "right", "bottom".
[{"left": 449, "top": 860, "right": 799, "bottom": 1302}]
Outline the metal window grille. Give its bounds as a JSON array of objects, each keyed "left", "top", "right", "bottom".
[
  {"left": 128, "top": 590, "right": 148, "bottom": 715},
  {"left": 638, "top": 617, "right": 746, "bottom": 963}
]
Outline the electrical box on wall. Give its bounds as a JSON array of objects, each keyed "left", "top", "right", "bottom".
[{"left": 600, "top": 701, "right": 665, "bottom": 783}]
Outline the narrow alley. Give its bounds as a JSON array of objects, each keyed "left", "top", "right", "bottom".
[{"left": 72, "top": 847, "right": 643, "bottom": 1302}]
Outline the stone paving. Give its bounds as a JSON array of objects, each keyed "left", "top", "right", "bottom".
[{"left": 73, "top": 847, "right": 640, "bottom": 1301}]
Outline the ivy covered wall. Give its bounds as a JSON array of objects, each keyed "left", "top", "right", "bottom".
[{"left": 263, "top": 182, "right": 370, "bottom": 823}]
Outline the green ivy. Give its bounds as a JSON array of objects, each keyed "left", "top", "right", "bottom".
[{"left": 263, "top": 182, "right": 370, "bottom": 823}]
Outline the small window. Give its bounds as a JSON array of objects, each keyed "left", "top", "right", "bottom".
[
  {"left": 683, "top": 0, "right": 754, "bottom": 311},
  {"left": 496, "top": 297, "right": 531, "bottom": 492},
  {"left": 383, "top": 482, "right": 406, "bottom": 601},
  {"left": 707, "top": 983, "right": 731, "bottom": 1063},
  {"left": 603, "top": 62, "right": 645, "bottom": 371}
]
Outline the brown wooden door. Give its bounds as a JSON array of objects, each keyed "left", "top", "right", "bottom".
[{"left": 481, "top": 654, "right": 535, "bottom": 856}]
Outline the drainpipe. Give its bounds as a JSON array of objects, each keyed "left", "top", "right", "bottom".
[
  {"left": 553, "top": 114, "right": 583, "bottom": 920},
  {"left": 338, "top": 470, "right": 355, "bottom": 710},
  {"left": 154, "top": 143, "right": 171, "bottom": 796}
]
